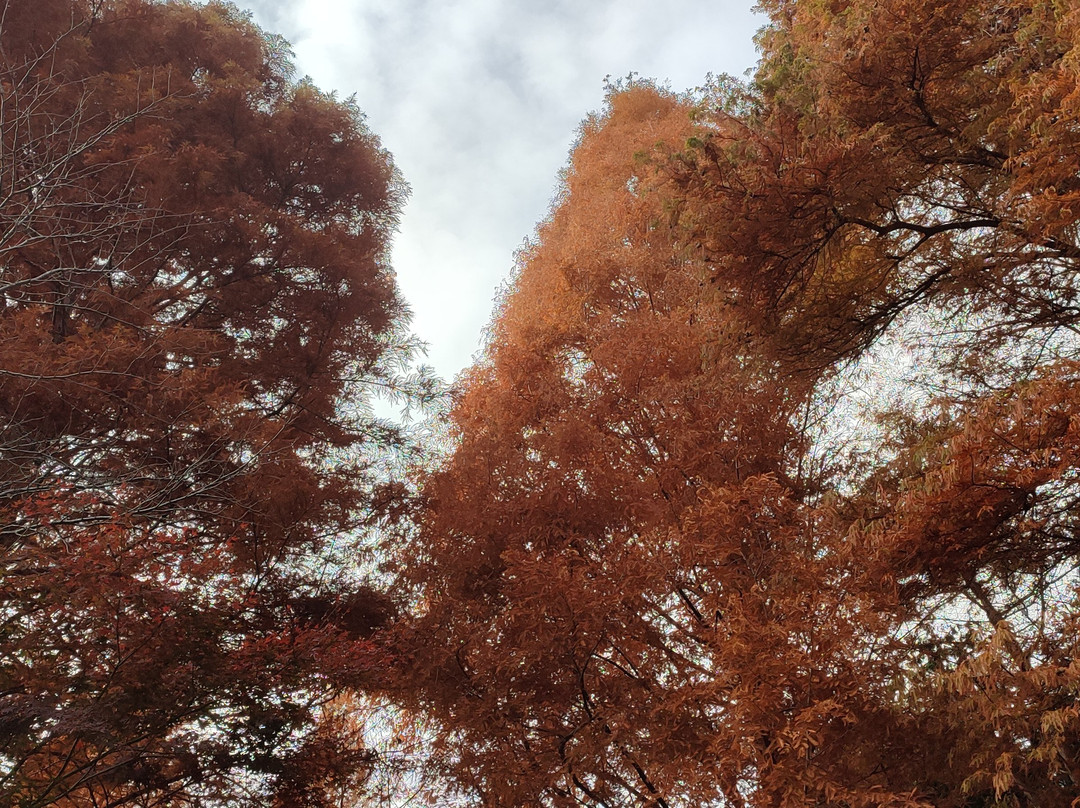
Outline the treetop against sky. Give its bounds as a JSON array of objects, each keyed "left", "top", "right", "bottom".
[{"left": 5, "top": 0, "right": 1080, "bottom": 806}]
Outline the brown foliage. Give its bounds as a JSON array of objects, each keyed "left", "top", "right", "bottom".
[
  {"left": 0, "top": 1, "right": 421, "bottom": 806},
  {"left": 399, "top": 86, "right": 898, "bottom": 807},
  {"left": 395, "top": 1, "right": 1080, "bottom": 805}
]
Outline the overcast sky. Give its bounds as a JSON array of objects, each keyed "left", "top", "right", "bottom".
[{"left": 244, "top": 0, "right": 765, "bottom": 384}]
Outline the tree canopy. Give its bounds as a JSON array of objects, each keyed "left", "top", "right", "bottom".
[
  {"left": 395, "top": 0, "right": 1080, "bottom": 806},
  {"left": 8, "top": 0, "right": 1080, "bottom": 806},
  {"left": 0, "top": 1, "right": 421, "bottom": 805}
]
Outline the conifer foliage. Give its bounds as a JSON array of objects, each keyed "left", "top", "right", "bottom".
[
  {"left": 398, "top": 1, "right": 1080, "bottom": 806},
  {"left": 0, "top": 1, "right": 415, "bottom": 805}
]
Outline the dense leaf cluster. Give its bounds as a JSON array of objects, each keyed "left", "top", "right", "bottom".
[
  {"left": 0, "top": 1, "right": 422, "bottom": 805},
  {"left": 397, "top": 1, "right": 1080, "bottom": 806},
  {"left": 8, "top": 0, "right": 1080, "bottom": 806}
]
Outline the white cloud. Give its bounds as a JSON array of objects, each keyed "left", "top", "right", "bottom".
[{"left": 246, "top": 0, "right": 765, "bottom": 383}]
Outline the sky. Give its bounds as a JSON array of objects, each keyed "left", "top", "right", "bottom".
[{"left": 243, "top": 0, "right": 766, "bottom": 385}]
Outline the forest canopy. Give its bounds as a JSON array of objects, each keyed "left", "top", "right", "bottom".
[
  {"left": 394, "top": 0, "right": 1080, "bottom": 806},
  {"left": 7, "top": 0, "right": 1080, "bottom": 806},
  {"left": 0, "top": 0, "right": 425, "bottom": 805}
]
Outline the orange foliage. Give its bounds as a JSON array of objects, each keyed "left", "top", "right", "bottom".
[
  {"left": 395, "top": 0, "right": 1080, "bottom": 804},
  {"left": 399, "top": 86, "right": 905, "bottom": 807},
  {"left": 0, "top": 1, "right": 420, "bottom": 805}
]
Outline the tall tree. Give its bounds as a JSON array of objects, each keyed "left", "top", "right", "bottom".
[
  {"left": 398, "top": 86, "right": 897, "bottom": 808},
  {"left": 0, "top": 1, "right": 420, "bottom": 805},
  {"left": 396, "top": 0, "right": 1080, "bottom": 804}
]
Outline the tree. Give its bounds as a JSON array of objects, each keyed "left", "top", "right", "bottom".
[
  {"left": 395, "top": 0, "right": 1080, "bottom": 805},
  {"left": 398, "top": 86, "right": 891, "bottom": 808},
  {"left": 0, "top": 1, "right": 422, "bottom": 805}
]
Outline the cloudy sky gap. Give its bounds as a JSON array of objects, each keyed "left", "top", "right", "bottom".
[{"left": 244, "top": 0, "right": 765, "bottom": 382}]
